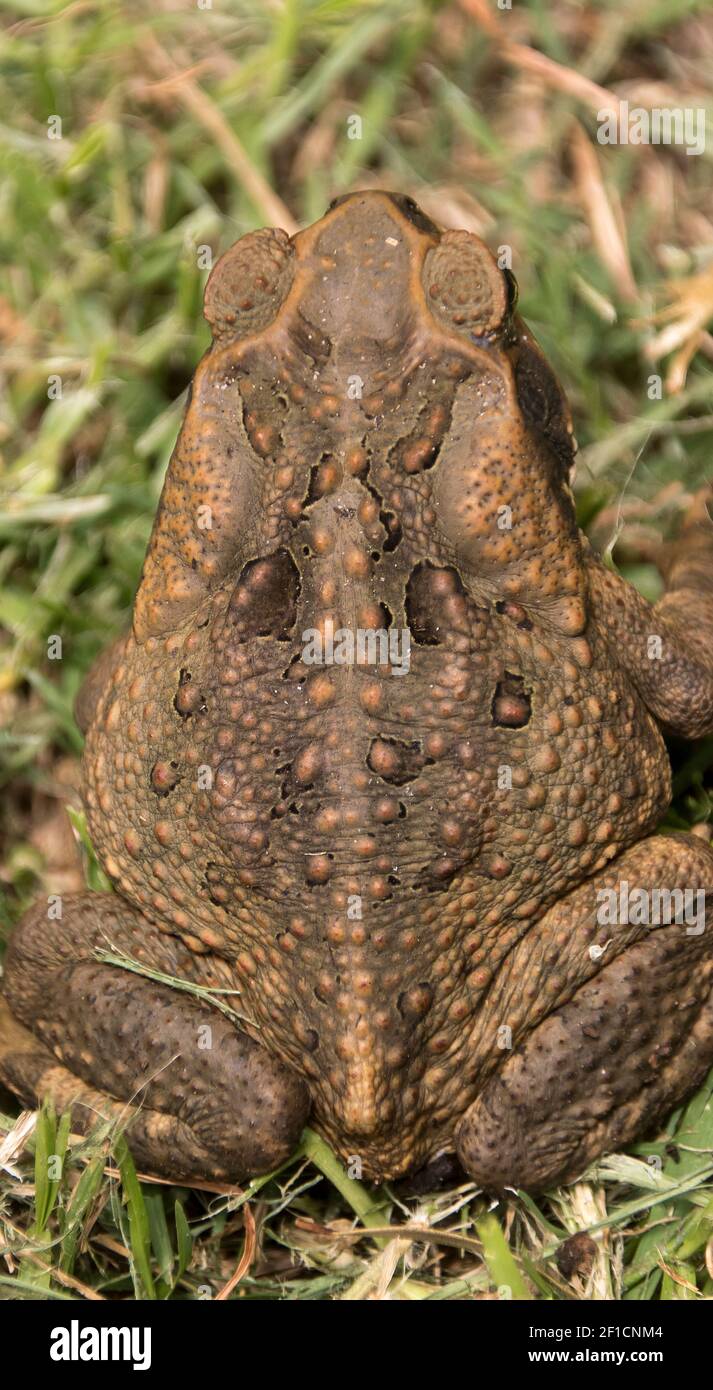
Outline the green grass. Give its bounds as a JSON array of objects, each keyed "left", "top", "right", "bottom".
[{"left": 1, "top": 0, "right": 713, "bottom": 1300}]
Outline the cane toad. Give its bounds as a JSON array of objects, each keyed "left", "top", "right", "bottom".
[{"left": 2, "top": 190, "right": 713, "bottom": 1193}]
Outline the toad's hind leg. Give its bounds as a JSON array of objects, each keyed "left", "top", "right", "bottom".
[
  {"left": 0, "top": 895, "right": 309, "bottom": 1181},
  {"left": 456, "top": 834, "right": 713, "bottom": 1193}
]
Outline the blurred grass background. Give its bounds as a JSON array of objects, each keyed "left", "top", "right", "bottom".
[{"left": 1, "top": 0, "right": 713, "bottom": 1301}]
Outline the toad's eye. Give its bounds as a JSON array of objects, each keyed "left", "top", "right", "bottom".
[
  {"left": 422, "top": 233, "right": 508, "bottom": 338},
  {"left": 504, "top": 269, "right": 519, "bottom": 313}
]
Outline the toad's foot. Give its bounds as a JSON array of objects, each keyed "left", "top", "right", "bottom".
[
  {"left": 456, "top": 833, "right": 713, "bottom": 1193},
  {"left": 0, "top": 895, "right": 309, "bottom": 1182}
]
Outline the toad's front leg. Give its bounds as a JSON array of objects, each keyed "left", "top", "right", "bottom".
[
  {"left": 455, "top": 833, "right": 713, "bottom": 1193},
  {"left": 0, "top": 895, "right": 309, "bottom": 1181},
  {"left": 585, "top": 489, "right": 713, "bottom": 738}
]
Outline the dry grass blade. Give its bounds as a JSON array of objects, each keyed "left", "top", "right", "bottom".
[
  {"left": 460, "top": 0, "right": 619, "bottom": 111},
  {"left": 215, "top": 1203, "right": 257, "bottom": 1300},
  {"left": 139, "top": 37, "right": 298, "bottom": 233},
  {"left": 643, "top": 264, "right": 713, "bottom": 391},
  {"left": 340, "top": 1235, "right": 414, "bottom": 1300},
  {"left": 655, "top": 1254, "right": 700, "bottom": 1296},
  {"left": 295, "top": 1217, "right": 484, "bottom": 1257},
  {"left": 570, "top": 121, "right": 638, "bottom": 302},
  {"left": 101, "top": 1164, "right": 245, "bottom": 1197},
  {"left": 0, "top": 1111, "right": 37, "bottom": 1177},
  {"left": 2, "top": 1216, "right": 105, "bottom": 1299}
]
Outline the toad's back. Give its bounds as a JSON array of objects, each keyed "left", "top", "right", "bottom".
[{"left": 82, "top": 191, "right": 668, "bottom": 1165}]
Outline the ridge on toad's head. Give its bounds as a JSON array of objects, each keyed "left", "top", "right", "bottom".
[{"left": 203, "top": 190, "right": 515, "bottom": 358}]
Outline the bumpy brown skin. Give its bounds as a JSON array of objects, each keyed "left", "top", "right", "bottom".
[{"left": 2, "top": 190, "right": 713, "bottom": 1193}]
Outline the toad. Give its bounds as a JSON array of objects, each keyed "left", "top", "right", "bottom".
[{"left": 2, "top": 190, "right": 713, "bottom": 1193}]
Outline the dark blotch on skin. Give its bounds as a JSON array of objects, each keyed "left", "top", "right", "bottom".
[
  {"left": 398, "top": 983, "right": 434, "bottom": 1019},
  {"left": 492, "top": 672, "right": 532, "bottom": 728},
  {"left": 405, "top": 561, "right": 467, "bottom": 644},
  {"left": 229, "top": 549, "right": 301, "bottom": 640},
  {"left": 150, "top": 760, "right": 182, "bottom": 796},
  {"left": 367, "top": 736, "right": 427, "bottom": 786},
  {"left": 173, "top": 668, "right": 207, "bottom": 720},
  {"left": 417, "top": 856, "right": 462, "bottom": 892}
]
